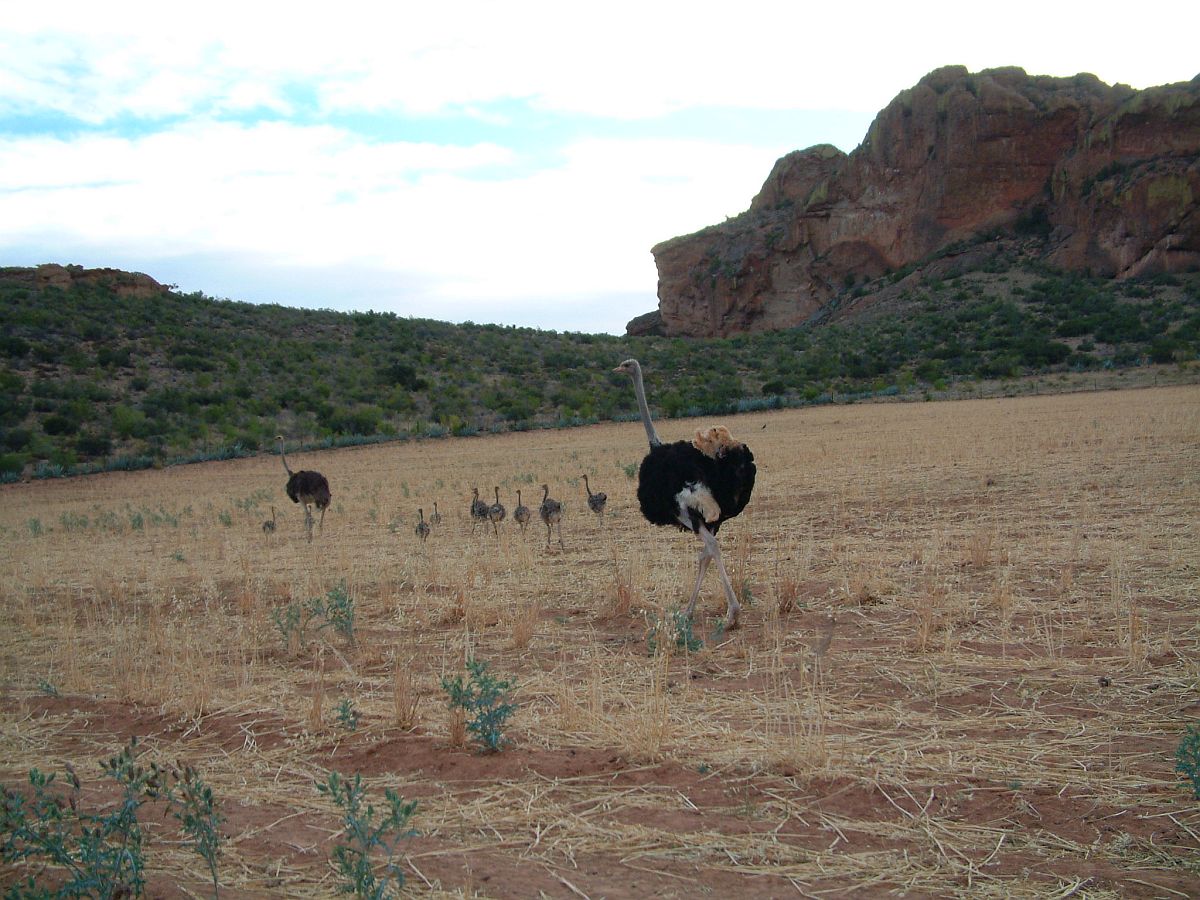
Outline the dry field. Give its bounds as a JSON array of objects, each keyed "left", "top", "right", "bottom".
[{"left": 1, "top": 385, "right": 1198, "bottom": 898}]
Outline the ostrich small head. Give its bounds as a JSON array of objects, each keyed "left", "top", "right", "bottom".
[{"left": 613, "top": 359, "right": 639, "bottom": 376}]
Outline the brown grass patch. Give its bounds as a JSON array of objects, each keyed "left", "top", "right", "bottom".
[{"left": 1, "top": 386, "right": 1198, "bottom": 896}]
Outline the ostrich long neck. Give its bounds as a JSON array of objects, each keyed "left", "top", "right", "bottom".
[
  {"left": 277, "top": 440, "right": 293, "bottom": 475},
  {"left": 630, "top": 363, "right": 662, "bottom": 447}
]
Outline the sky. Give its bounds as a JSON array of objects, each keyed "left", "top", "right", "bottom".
[{"left": 2, "top": 2, "right": 1197, "bottom": 334}]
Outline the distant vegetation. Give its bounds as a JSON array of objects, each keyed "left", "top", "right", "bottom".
[{"left": 1, "top": 262, "right": 1197, "bottom": 480}]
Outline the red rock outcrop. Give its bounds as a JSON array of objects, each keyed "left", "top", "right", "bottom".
[
  {"left": 0, "top": 263, "right": 170, "bottom": 299},
  {"left": 635, "top": 66, "right": 1200, "bottom": 337}
]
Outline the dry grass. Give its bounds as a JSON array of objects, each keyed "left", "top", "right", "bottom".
[{"left": 1, "top": 385, "right": 1198, "bottom": 897}]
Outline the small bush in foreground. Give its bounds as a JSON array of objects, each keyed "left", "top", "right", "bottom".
[
  {"left": 0, "top": 739, "right": 226, "bottom": 899},
  {"left": 1, "top": 740, "right": 157, "bottom": 898},
  {"left": 317, "top": 771, "right": 418, "bottom": 899},
  {"left": 159, "top": 763, "right": 225, "bottom": 898}
]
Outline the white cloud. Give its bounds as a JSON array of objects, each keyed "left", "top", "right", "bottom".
[{"left": 0, "top": 119, "right": 768, "bottom": 327}]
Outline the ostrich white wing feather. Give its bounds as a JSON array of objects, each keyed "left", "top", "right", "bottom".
[{"left": 676, "top": 482, "right": 721, "bottom": 527}]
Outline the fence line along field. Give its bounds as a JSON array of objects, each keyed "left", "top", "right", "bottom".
[{"left": 1, "top": 385, "right": 1197, "bottom": 897}]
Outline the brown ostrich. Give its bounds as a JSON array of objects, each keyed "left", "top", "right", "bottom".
[{"left": 275, "top": 435, "right": 331, "bottom": 543}]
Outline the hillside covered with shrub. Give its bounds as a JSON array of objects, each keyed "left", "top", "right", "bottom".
[{"left": 1, "top": 262, "right": 1197, "bottom": 479}]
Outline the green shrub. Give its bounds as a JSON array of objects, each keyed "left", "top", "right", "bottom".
[
  {"left": 1176, "top": 724, "right": 1200, "bottom": 799},
  {"left": 441, "top": 659, "right": 517, "bottom": 753},
  {"left": 272, "top": 582, "right": 356, "bottom": 649},
  {"left": 647, "top": 608, "right": 703, "bottom": 654},
  {"left": 0, "top": 738, "right": 157, "bottom": 898},
  {"left": 335, "top": 698, "right": 360, "bottom": 732},
  {"left": 317, "top": 772, "right": 418, "bottom": 899},
  {"left": 157, "top": 763, "right": 226, "bottom": 898}
]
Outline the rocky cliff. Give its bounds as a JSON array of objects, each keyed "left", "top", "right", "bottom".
[
  {"left": 1, "top": 263, "right": 170, "bottom": 300},
  {"left": 635, "top": 66, "right": 1200, "bottom": 337}
]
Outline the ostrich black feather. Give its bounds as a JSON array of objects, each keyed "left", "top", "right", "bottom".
[
  {"left": 613, "top": 358, "right": 755, "bottom": 629},
  {"left": 636, "top": 440, "right": 755, "bottom": 534},
  {"left": 286, "top": 470, "right": 331, "bottom": 508}
]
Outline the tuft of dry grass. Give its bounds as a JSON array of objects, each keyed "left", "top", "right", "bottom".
[
  {"left": 307, "top": 650, "right": 326, "bottom": 733},
  {"left": 508, "top": 600, "right": 540, "bottom": 650},
  {"left": 392, "top": 655, "right": 421, "bottom": 730}
]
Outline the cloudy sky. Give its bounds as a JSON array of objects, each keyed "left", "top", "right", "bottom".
[{"left": 2, "top": 2, "right": 1196, "bottom": 334}]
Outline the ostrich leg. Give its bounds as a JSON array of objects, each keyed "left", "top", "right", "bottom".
[
  {"left": 318, "top": 506, "right": 326, "bottom": 533},
  {"left": 304, "top": 504, "right": 314, "bottom": 543},
  {"left": 700, "top": 524, "right": 740, "bottom": 629},
  {"left": 684, "top": 547, "right": 713, "bottom": 619}
]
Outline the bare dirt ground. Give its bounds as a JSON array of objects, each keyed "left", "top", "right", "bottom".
[{"left": 2, "top": 385, "right": 1198, "bottom": 898}]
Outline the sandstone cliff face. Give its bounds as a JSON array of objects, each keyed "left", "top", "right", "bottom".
[
  {"left": 0, "top": 263, "right": 171, "bottom": 300},
  {"left": 638, "top": 67, "right": 1200, "bottom": 337},
  {"left": 34, "top": 264, "right": 169, "bottom": 299}
]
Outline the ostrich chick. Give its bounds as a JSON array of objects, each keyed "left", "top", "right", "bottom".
[
  {"left": 539, "top": 484, "right": 564, "bottom": 550},
  {"left": 487, "top": 486, "right": 506, "bottom": 533},
  {"left": 470, "top": 488, "right": 489, "bottom": 530},
  {"left": 513, "top": 490, "right": 531, "bottom": 531},
  {"left": 582, "top": 474, "right": 607, "bottom": 520}
]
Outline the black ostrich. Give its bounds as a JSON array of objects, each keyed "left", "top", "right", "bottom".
[
  {"left": 513, "top": 490, "right": 531, "bottom": 531},
  {"left": 487, "top": 486, "right": 506, "bottom": 534},
  {"left": 415, "top": 508, "right": 431, "bottom": 542},
  {"left": 539, "top": 483, "right": 564, "bottom": 550},
  {"left": 613, "top": 359, "right": 756, "bottom": 629},
  {"left": 582, "top": 474, "right": 607, "bottom": 520},
  {"left": 275, "top": 435, "right": 331, "bottom": 543},
  {"left": 470, "top": 488, "right": 489, "bottom": 530}
]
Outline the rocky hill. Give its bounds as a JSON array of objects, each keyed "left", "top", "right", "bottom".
[
  {"left": 633, "top": 66, "right": 1200, "bottom": 337},
  {"left": 3, "top": 260, "right": 1197, "bottom": 479}
]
